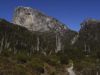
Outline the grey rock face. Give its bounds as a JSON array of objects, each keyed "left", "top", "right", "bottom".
[
  {"left": 13, "top": 6, "right": 68, "bottom": 34},
  {"left": 12, "top": 6, "right": 71, "bottom": 52},
  {"left": 81, "top": 18, "right": 100, "bottom": 27}
]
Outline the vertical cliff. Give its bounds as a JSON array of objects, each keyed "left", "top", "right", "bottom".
[{"left": 12, "top": 6, "right": 76, "bottom": 52}]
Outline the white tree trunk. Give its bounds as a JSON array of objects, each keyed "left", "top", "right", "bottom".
[
  {"left": 0, "top": 37, "right": 4, "bottom": 53},
  {"left": 37, "top": 36, "right": 40, "bottom": 51},
  {"left": 96, "top": 71, "right": 98, "bottom": 75},
  {"left": 56, "top": 34, "right": 61, "bottom": 52}
]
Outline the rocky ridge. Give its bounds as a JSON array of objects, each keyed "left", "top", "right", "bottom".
[
  {"left": 12, "top": 6, "right": 76, "bottom": 52},
  {"left": 13, "top": 6, "right": 68, "bottom": 34}
]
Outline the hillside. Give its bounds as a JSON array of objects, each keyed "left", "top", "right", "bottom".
[
  {"left": 0, "top": 6, "right": 100, "bottom": 75},
  {"left": 73, "top": 18, "right": 100, "bottom": 51},
  {"left": 12, "top": 6, "right": 77, "bottom": 52}
]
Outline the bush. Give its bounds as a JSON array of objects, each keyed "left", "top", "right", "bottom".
[
  {"left": 0, "top": 50, "right": 13, "bottom": 57},
  {"left": 59, "top": 55, "right": 69, "bottom": 65},
  {"left": 16, "top": 67, "right": 25, "bottom": 75},
  {"left": 28, "top": 58, "right": 44, "bottom": 73},
  {"left": 16, "top": 53, "right": 28, "bottom": 63},
  {"left": 57, "top": 51, "right": 69, "bottom": 65},
  {"left": 50, "top": 72, "right": 55, "bottom": 75},
  {"left": 46, "top": 54, "right": 61, "bottom": 67}
]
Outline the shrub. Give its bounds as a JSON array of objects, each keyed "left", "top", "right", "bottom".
[
  {"left": 16, "top": 53, "right": 28, "bottom": 63},
  {"left": 50, "top": 72, "right": 55, "bottom": 75},
  {"left": 0, "top": 50, "right": 13, "bottom": 57},
  {"left": 16, "top": 67, "right": 25, "bottom": 75},
  {"left": 57, "top": 51, "right": 69, "bottom": 65},
  {"left": 28, "top": 58, "right": 44, "bottom": 73},
  {"left": 59, "top": 55, "right": 69, "bottom": 65},
  {"left": 47, "top": 54, "right": 61, "bottom": 67}
]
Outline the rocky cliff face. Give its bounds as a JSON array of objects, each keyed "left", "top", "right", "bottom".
[
  {"left": 13, "top": 6, "right": 68, "bottom": 33},
  {"left": 12, "top": 6, "right": 76, "bottom": 52}
]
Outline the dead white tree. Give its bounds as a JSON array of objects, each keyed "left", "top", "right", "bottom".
[
  {"left": 37, "top": 36, "right": 40, "bottom": 51},
  {"left": 56, "top": 34, "right": 61, "bottom": 52}
]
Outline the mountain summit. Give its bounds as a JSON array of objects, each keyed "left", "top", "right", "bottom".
[
  {"left": 13, "top": 6, "right": 68, "bottom": 33},
  {"left": 12, "top": 6, "right": 76, "bottom": 52}
]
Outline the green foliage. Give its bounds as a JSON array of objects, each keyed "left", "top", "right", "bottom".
[
  {"left": 47, "top": 58, "right": 61, "bottom": 67},
  {"left": 45, "top": 54, "right": 60, "bottom": 67},
  {"left": 16, "top": 67, "right": 25, "bottom": 75},
  {"left": 0, "top": 19, "right": 38, "bottom": 54},
  {"left": 59, "top": 55, "right": 69, "bottom": 65},
  {"left": 27, "top": 58, "right": 44, "bottom": 73},
  {"left": 16, "top": 53, "right": 29, "bottom": 63},
  {"left": 57, "top": 51, "right": 69, "bottom": 65},
  {"left": 0, "top": 50, "right": 13, "bottom": 57},
  {"left": 0, "top": 19, "right": 100, "bottom": 74},
  {"left": 50, "top": 72, "right": 55, "bottom": 75}
]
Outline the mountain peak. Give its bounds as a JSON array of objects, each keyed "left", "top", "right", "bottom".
[
  {"left": 14, "top": 6, "right": 45, "bottom": 15},
  {"left": 12, "top": 6, "right": 68, "bottom": 33}
]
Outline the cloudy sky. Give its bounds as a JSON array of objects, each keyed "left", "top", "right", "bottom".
[{"left": 0, "top": 0, "right": 100, "bottom": 31}]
